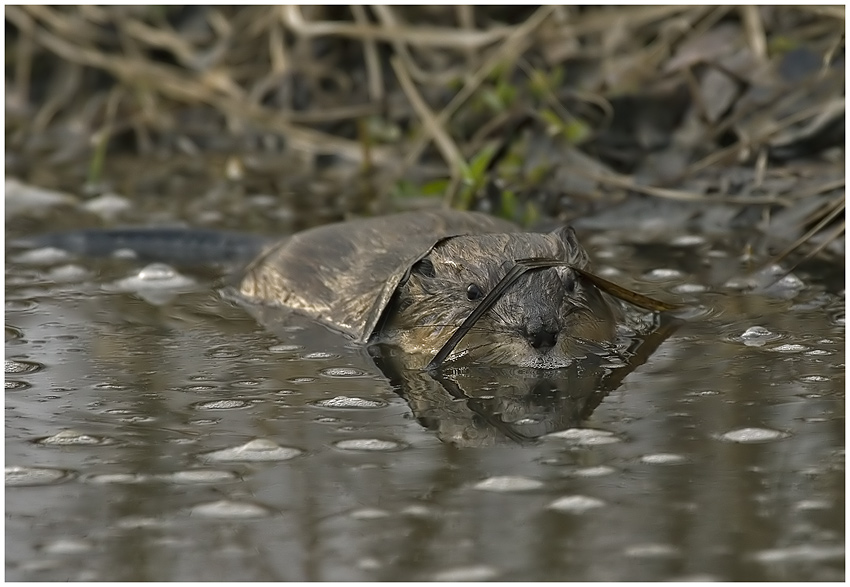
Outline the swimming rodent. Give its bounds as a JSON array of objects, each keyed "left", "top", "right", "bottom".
[
  {"left": 23, "top": 210, "right": 620, "bottom": 368},
  {"left": 239, "top": 211, "right": 618, "bottom": 368}
]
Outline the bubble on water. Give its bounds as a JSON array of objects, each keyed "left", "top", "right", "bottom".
[
  {"left": 644, "top": 268, "right": 683, "bottom": 280},
  {"left": 233, "top": 379, "right": 264, "bottom": 388},
  {"left": 350, "top": 508, "right": 390, "bottom": 520},
  {"left": 268, "top": 343, "right": 302, "bottom": 353},
  {"left": 42, "top": 538, "right": 93, "bottom": 554},
  {"left": 183, "top": 384, "right": 217, "bottom": 392},
  {"left": 401, "top": 505, "right": 433, "bottom": 517},
  {"left": 357, "top": 557, "right": 382, "bottom": 570},
  {"left": 805, "top": 349, "right": 832, "bottom": 356},
  {"left": 5, "top": 359, "right": 44, "bottom": 374},
  {"left": 768, "top": 343, "right": 809, "bottom": 353},
  {"left": 313, "top": 396, "right": 386, "bottom": 409},
  {"left": 471, "top": 476, "right": 544, "bottom": 492},
  {"left": 116, "top": 516, "right": 167, "bottom": 530},
  {"left": 320, "top": 367, "right": 368, "bottom": 377},
  {"left": 624, "top": 543, "right": 681, "bottom": 558},
  {"left": 12, "top": 247, "right": 72, "bottom": 265},
  {"left": 302, "top": 351, "right": 339, "bottom": 360},
  {"left": 795, "top": 499, "right": 831, "bottom": 511},
  {"left": 206, "top": 346, "right": 241, "bottom": 359},
  {"left": 718, "top": 428, "right": 789, "bottom": 443},
  {"left": 734, "top": 326, "right": 778, "bottom": 347},
  {"left": 5, "top": 465, "right": 74, "bottom": 487},
  {"left": 290, "top": 377, "right": 315, "bottom": 384},
  {"left": 751, "top": 544, "right": 844, "bottom": 563},
  {"left": 191, "top": 399, "right": 251, "bottom": 410},
  {"left": 36, "top": 429, "right": 116, "bottom": 446},
  {"left": 800, "top": 375, "right": 829, "bottom": 382},
  {"left": 47, "top": 264, "right": 90, "bottom": 283},
  {"left": 545, "top": 428, "right": 622, "bottom": 445},
  {"left": 671, "top": 234, "right": 707, "bottom": 246},
  {"left": 672, "top": 283, "right": 708, "bottom": 294},
  {"left": 640, "top": 453, "right": 687, "bottom": 465},
  {"left": 570, "top": 466, "right": 616, "bottom": 477},
  {"left": 201, "top": 439, "right": 302, "bottom": 462},
  {"left": 432, "top": 565, "right": 500, "bottom": 582},
  {"left": 85, "top": 473, "right": 147, "bottom": 484},
  {"left": 334, "top": 438, "right": 402, "bottom": 451},
  {"left": 155, "top": 470, "right": 239, "bottom": 484},
  {"left": 548, "top": 495, "right": 606, "bottom": 513},
  {"left": 107, "top": 263, "right": 195, "bottom": 295},
  {"left": 6, "top": 380, "right": 31, "bottom": 391},
  {"left": 190, "top": 499, "right": 273, "bottom": 519}
]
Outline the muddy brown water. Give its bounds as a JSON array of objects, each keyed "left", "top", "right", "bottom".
[{"left": 5, "top": 195, "right": 845, "bottom": 581}]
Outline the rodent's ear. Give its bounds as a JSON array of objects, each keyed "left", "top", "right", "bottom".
[
  {"left": 550, "top": 225, "right": 589, "bottom": 266},
  {"left": 411, "top": 257, "right": 436, "bottom": 278},
  {"left": 551, "top": 225, "right": 580, "bottom": 249}
]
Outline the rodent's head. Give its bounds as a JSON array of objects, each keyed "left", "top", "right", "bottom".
[{"left": 382, "top": 226, "right": 618, "bottom": 368}]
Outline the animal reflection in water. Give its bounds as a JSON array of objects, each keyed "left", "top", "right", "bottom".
[{"left": 249, "top": 303, "right": 679, "bottom": 448}]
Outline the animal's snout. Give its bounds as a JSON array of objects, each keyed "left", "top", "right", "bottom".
[{"left": 525, "top": 324, "right": 559, "bottom": 352}]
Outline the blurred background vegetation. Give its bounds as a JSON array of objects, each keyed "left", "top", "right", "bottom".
[{"left": 4, "top": 6, "right": 845, "bottom": 255}]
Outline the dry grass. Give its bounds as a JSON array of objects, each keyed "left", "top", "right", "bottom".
[{"left": 4, "top": 6, "right": 845, "bottom": 254}]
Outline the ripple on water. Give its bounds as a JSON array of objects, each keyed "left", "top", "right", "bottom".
[
  {"left": 5, "top": 299, "right": 39, "bottom": 312},
  {"left": 200, "top": 439, "right": 302, "bottom": 462},
  {"left": 313, "top": 396, "right": 386, "bottom": 409},
  {"left": 548, "top": 495, "right": 606, "bottom": 513},
  {"left": 472, "top": 475, "right": 544, "bottom": 492},
  {"left": 36, "top": 429, "right": 116, "bottom": 446},
  {"left": 5, "top": 359, "right": 44, "bottom": 374},
  {"left": 544, "top": 428, "right": 623, "bottom": 446},
  {"left": 190, "top": 500, "right": 273, "bottom": 519},
  {"left": 191, "top": 399, "right": 251, "bottom": 410},
  {"left": 334, "top": 438, "right": 403, "bottom": 451},
  {"left": 718, "top": 428, "right": 790, "bottom": 443},
  {"left": 431, "top": 565, "right": 500, "bottom": 582},
  {"left": 6, "top": 465, "right": 75, "bottom": 487}
]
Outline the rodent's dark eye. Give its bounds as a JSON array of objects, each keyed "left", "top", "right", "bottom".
[{"left": 466, "top": 283, "right": 484, "bottom": 301}]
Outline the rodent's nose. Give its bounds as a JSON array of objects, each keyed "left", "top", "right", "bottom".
[{"left": 526, "top": 325, "right": 559, "bottom": 352}]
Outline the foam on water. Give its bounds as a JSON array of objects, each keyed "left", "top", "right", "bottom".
[
  {"left": 200, "top": 439, "right": 303, "bottom": 462},
  {"left": 718, "top": 428, "right": 789, "bottom": 443},
  {"left": 334, "top": 438, "right": 402, "bottom": 451},
  {"left": 545, "top": 428, "right": 623, "bottom": 445},
  {"left": 314, "top": 395, "right": 386, "bottom": 409},
  {"left": 548, "top": 495, "right": 606, "bottom": 513},
  {"left": 471, "top": 475, "right": 544, "bottom": 492},
  {"left": 190, "top": 499, "right": 273, "bottom": 519}
]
